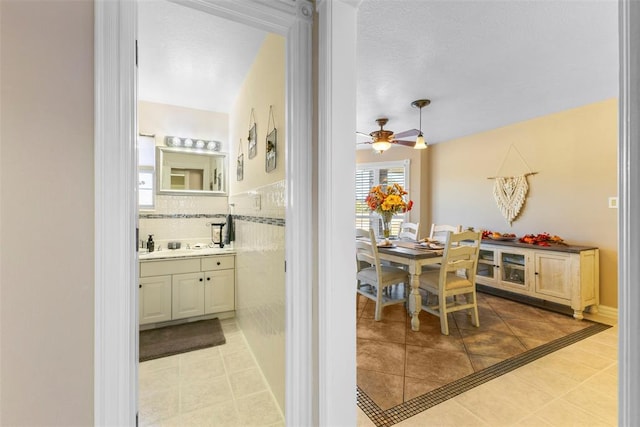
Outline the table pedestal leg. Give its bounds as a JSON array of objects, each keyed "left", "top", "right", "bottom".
[{"left": 408, "top": 273, "right": 421, "bottom": 331}]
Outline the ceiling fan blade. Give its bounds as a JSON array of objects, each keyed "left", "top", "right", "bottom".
[
  {"left": 356, "top": 131, "right": 371, "bottom": 138},
  {"left": 393, "top": 128, "right": 420, "bottom": 139},
  {"left": 394, "top": 139, "right": 416, "bottom": 147}
]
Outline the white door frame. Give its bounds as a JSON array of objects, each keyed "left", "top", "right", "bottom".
[
  {"left": 618, "top": 0, "right": 640, "bottom": 423},
  {"left": 94, "top": 1, "right": 314, "bottom": 425}
]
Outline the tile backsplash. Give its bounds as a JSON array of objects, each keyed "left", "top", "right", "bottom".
[
  {"left": 229, "top": 180, "right": 285, "bottom": 411},
  {"left": 139, "top": 194, "right": 229, "bottom": 248}
]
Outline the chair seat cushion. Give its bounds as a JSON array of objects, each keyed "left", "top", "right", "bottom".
[
  {"left": 419, "top": 270, "right": 473, "bottom": 291},
  {"left": 357, "top": 266, "right": 409, "bottom": 285}
]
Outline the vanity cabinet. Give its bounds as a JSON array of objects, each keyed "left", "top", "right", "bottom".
[
  {"left": 139, "top": 275, "right": 172, "bottom": 324},
  {"left": 476, "top": 241, "right": 599, "bottom": 319},
  {"left": 139, "top": 254, "right": 235, "bottom": 325}
]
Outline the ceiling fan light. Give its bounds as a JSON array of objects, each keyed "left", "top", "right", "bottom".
[
  {"left": 414, "top": 133, "right": 427, "bottom": 149},
  {"left": 371, "top": 140, "right": 391, "bottom": 152}
]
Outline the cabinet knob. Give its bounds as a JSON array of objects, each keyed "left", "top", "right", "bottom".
[
  {"left": 217, "top": 261, "right": 221, "bottom": 265},
  {"left": 535, "top": 272, "right": 539, "bottom": 275},
  {"left": 207, "top": 277, "right": 211, "bottom": 281},
  {"left": 199, "top": 278, "right": 203, "bottom": 282},
  {"left": 139, "top": 284, "right": 142, "bottom": 289}
]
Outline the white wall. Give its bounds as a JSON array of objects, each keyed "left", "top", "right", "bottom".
[{"left": 0, "top": 1, "right": 94, "bottom": 424}]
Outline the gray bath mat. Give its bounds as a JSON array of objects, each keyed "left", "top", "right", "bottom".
[{"left": 139, "top": 318, "right": 226, "bottom": 362}]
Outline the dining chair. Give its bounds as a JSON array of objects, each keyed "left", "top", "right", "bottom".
[
  {"left": 418, "top": 229, "right": 482, "bottom": 335},
  {"left": 356, "top": 228, "right": 409, "bottom": 321},
  {"left": 398, "top": 221, "right": 420, "bottom": 241},
  {"left": 429, "top": 223, "right": 463, "bottom": 243}
]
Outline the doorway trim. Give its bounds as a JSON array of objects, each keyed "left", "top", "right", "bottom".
[
  {"left": 618, "top": 0, "right": 640, "bottom": 423},
  {"left": 94, "top": 1, "right": 314, "bottom": 425}
]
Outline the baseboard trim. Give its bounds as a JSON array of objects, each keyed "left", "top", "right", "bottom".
[{"left": 588, "top": 305, "right": 618, "bottom": 323}]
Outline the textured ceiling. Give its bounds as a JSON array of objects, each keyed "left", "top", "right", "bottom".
[
  {"left": 138, "top": 0, "right": 619, "bottom": 145},
  {"left": 356, "top": 0, "right": 619, "bottom": 145},
  {"left": 138, "top": 0, "right": 266, "bottom": 113}
]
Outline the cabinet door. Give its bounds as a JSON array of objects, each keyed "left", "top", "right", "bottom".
[
  {"left": 534, "top": 252, "right": 571, "bottom": 300},
  {"left": 139, "top": 275, "right": 172, "bottom": 324},
  {"left": 172, "top": 272, "right": 205, "bottom": 320},
  {"left": 476, "top": 247, "right": 498, "bottom": 284},
  {"left": 499, "top": 250, "right": 528, "bottom": 290},
  {"left": 204, "top": 269, "right": 235, "bottom": 314}
]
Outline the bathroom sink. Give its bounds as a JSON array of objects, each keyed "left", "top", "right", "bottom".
[{"left": 139, "top": 246, "right": 234, "bottom": 260}]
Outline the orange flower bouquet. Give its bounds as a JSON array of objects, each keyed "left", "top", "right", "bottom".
[{"left": 365, "top": 184, "right": 413, "bottom": 238}]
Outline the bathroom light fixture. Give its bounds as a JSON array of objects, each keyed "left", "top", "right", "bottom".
[
  {"left": 411, "top": 99, "right": 430, "bottom": 149},
  {"left": 165, "top": 136, "right": 221, "bottom": 151}
]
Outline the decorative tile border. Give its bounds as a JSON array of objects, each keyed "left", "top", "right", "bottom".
[
  {"left": 358, "top": 321, "right": 612, "bottom": 427},
  {"left": 139, "top": 213, "right": 227, "bottom": 219},
  {"left": 234, "top": 215, "right": 285, "bottom": 227},
  {"left": 139, "top": 213, "right": 285, "bottom": 227}
]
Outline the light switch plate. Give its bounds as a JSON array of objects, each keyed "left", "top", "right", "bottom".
[{"left": 608, "top": 197, "right": 618, "bottom": 209}]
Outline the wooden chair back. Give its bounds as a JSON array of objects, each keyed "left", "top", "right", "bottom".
[
  {"left": 429, "top": 223, "right": 463, "bottom": 243},
  {"left": 398, "top": 222, "right": 420, "bottom": 241}
]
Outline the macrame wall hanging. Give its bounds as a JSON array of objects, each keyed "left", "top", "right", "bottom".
[{"left": 487, "top": 144, "right": 538, "bottom": 225}]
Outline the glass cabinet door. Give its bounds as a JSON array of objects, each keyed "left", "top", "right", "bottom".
[
  {"left": 501, "top": 251, "right": 526, "bottom": 287},
  {"left": 477, "top": 249, "right": 496, "bottom": 280}
]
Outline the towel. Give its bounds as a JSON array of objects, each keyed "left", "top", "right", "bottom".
[{"left": 224, "top": 214, "right": 235, "bottom": 244}]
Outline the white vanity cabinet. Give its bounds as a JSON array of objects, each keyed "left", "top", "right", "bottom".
[
  {"left": 139, "top": 275, "right": 172, "bottom": 324},
  {"left": 172, "top": 272, "right": 207, "bottom": 320},
  {"left": 139, "top": 254, "right": 235, "bottom": 325},
  {"left": 476, "top": 240, "right": 599, "bottom": 319}
]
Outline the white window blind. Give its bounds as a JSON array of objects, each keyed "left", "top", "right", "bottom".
[{"left": 356, "top": 160, "right": 410, "bottom": 238}]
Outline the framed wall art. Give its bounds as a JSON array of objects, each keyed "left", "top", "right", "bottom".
[
  {"left": 237, "top": 138, "right": 244, "bottom": 181},
  {"left": 266, "top": 128, "right": 277, "bottom": 172},
  {"left": 248, "top": 108, "right": 257, "bottom": 159},
  {"left": 237, "top": 153, "right": 244, "bottom": 181},
  {"left": 266, "top": 105, "right": 277, "bottom": 172}
]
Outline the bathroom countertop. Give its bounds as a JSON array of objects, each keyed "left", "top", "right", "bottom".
[{"left": 139, "top": 246, "right": 236, "bottom": 261}]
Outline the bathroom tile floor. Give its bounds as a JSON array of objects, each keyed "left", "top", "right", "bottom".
[
  {"left": 357, "top": 290, "right": 617, "bottom": 426},
  {"left": 138, "top": 318, "right": 284, "bottom": 427}
]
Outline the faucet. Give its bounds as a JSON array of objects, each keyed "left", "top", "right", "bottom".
[{"left": 206, "top": 222, "right": 226, "bottom": 248}]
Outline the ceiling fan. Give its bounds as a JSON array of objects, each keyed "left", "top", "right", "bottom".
[{"left": 356, "top": 99, "right": 431, "bottom": 152}]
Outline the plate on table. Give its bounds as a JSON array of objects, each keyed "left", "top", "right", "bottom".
[
  {"left": 377, "top": 242, "right": 396, "bottom": 248},
  {"left": 488, "top": 236, "right": 517, "bottom": 241},
  {"left": 418, "top": 242, "right": 444, "bottom": 250}
]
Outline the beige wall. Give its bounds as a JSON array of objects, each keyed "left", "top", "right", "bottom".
[
  {"left": 138, "top": 101, "right": 230, "bottom": 152},
  {"left": 229, "top": 33, "right": 285, "bottom": 195},
  {"left": 0, "top": 1, "right": 95, "bottom": 424},
  {"left": 356, "top": 146, "right": 430, "bottom": 239},
  {"left": 227, "top": 33, "right": 287, "bottom": 411},
  {"left": 429, "top": 99, "right": 618, "bottom": 308}
]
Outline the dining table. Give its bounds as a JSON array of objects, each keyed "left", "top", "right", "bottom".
[{"left": 376, "top": 240, "right": 444, "bottom": 331}]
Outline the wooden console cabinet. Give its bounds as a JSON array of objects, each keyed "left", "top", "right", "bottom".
[{"left": 476, "top": 240, "right": 599, "bottom": 319}]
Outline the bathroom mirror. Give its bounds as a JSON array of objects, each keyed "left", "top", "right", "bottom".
[{"left": 157, "top": 147, "right": 227, "bottom": 196}]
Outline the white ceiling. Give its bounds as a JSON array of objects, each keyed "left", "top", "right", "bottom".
[
  {"left": 138, "top": 0, "right": 619, "bottom": 145},
  {"left": 356, "top": 0, "right": 619, "bottom": 145},
  {"left": 138, "top": 0, "right": 267, "bottom": 113}
]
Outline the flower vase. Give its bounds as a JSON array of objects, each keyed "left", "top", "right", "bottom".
[{"left": 381, "top": 212, "right": 393, "bottom": 242}]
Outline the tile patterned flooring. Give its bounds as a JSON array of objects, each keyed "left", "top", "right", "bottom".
[
  {"left": 357, "top": 291, "right": 618, "bottom": 426},
  {"left": 138, "top": 318, "right": 284, "bottom": 427}
]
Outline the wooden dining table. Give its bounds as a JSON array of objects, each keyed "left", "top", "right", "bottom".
[{"left": 376, "top": 240, "right": 444, "bottom": 331}]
